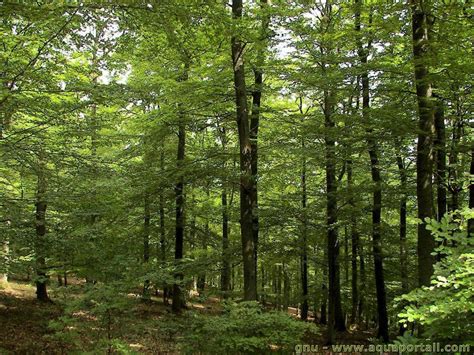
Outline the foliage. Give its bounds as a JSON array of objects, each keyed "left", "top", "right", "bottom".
[
  {"left": 48, "top": 282, "right": 135, "bottom": 353},
  {"left": 181, "top": 301, "right": 318, "bottom": 354},
  {"left": 397, "top": 211, "right": 474, "bottom": 343}
]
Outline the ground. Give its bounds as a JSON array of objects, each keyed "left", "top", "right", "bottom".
[{"left": 0, "top": 281, "right": 373, "bottom": 354}]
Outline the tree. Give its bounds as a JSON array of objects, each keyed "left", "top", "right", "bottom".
[
  {"left": 230, "top": 0, "right": 257, "bottom": 301},
  {"left": 410, "top": 0, "right": 436, "bottom": 287}
]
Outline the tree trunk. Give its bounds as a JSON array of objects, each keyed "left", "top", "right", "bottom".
[
  {"left": 172, "top": 67, "right": 188, "bottom": 312},
  {"left": 221, "top": 187, "right": 231, "bottom": 296},
  {"left": 468, "top": 148, "right": 474, "bottom": 237},
  {"left": 283, "top": 264, "right": 290, "bottom": 312},
  {"left": 143, "top": 194, "right": 151, "bottom": 299},
  {"left": 1, "top": 237, "right": 8, "bottom": 283},
  {"left": 35, "top": 151, "right": 49, "bottom": 301},
  {"left": 231, "top": 0, "right": 257, "bottom": 301},
  {"left": 320, "top": 245, "right": 327, "bottom": 325},
  {"left": 324, "top": 88, "right": 345, "bottom": 342},
  {"left": 354, "top": 1, "right": 388, "bottom": 341},
  {"left": 299, "top": 98, "right": 309, "bottom": 321},
  {"left": 159, "top": 145, "right": 168, "bottom": 304},
  {"left": 448, "top": 118, "right": 462, "bottom": 213},
  {"left": 358, "top": 241, "right": 365, "bottom": 325},
  {"left": 434, "top": 100, "right": 447, "bottom": 221},
  {"left": 396, "top": 152, "right": 409, "bottom": 295},
  {"left": 411, "top": 0, "right": 436, "bottom": 287},
  {"left": 347, "top": 159, "right": 358, "bottom": 324}
]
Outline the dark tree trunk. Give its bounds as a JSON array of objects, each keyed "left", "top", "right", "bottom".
[
  {"left": 358, "top": 241, "right": 365, "bottom": 325},
  {"left": 249, "top": 0, "right": 269, "bottom": 292},
  {"left": 231, "top": 0, "right": 257, "bottom": 301},
  {"left": 143, "top": 194, "right": 151, "bottom": 299},
  {"left": 219, "top": 127, "right": 231, "bottom": 297},
  {"left": 469, "top": 148, "right": 474, "bottom": 237},
  {"left": 299, "top": 98, "right": 309, "bottom": 321},
  {"left": 434, "top": 100, "right": 447, "bottom": 221},
  {"left": 396, "top": 152, "right": 409, "bottom": 295},
  {"left": 320, "top": 246, "right": 327, "bottom": 325},
  {"left": 324, "top": 89, "right": 345, "bottom": 342},
  {"left": 448, "top": 119, "right": 462, "bottom": 213},
  {"left": 35, "top": 153, "right": 49, "bottom": 302},
  {"left": 283, "top": 264, "right": 290, "bottom": 312},
  {"left": 354, "top": 1, "right": 388, "bottom": 341},
  {"left": 347, "top": 159, "right": 358, "bottom": 325},
  {"left": 396, "top": 150, "right": 409, "bottom": 335},
  {"left": 197, "top": 201, "right": 210, "bottom": 294},
  {"left": 172, "top": 75, "right": 188, "bottom": 312},
  {"left": 221, "top": 187, "right": 231, "bottom": 296},
  {"left": 411, "top": 0, "right": 436, "bottom": 287},
  {"left": 159, "top": 145, "right": 169, "bottom": 304}
]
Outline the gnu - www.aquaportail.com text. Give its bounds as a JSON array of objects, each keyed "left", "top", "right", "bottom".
[{"left": 295, "top": 343, "right": 470, "bottom": 354}]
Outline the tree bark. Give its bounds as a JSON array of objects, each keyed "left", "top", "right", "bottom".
[
  {"left": 299, "top": 98, "right": 309, "bottom": 321},
  {"left": 347, "top": 159, "right": 358, "bottom": 325},
  {"left": 324, "top": 89, "right": 345, "bottom": 341},
  {"left": 172, "top": 65, "right": 188, "bottom": 312},
  {"left": 1, "top": 238, "right": 9, "bottom": 283},
  {"left": 468, "top": 147, "right": 474, "bottom": 237},
  {"left": 231, "top": 0, "right": 257, "bottom": 301},
  {"left": 35, "top": 150, "right": 49, "bottom": 301},
  {"left": 434, "top": 99, "right": 447, "bottom": 221},
  {"left": 320, "top": 244, "right": 327, "bottom": 325},
  {"left": 159, "top": 145, "right": 168, "bottom": 304},
  {"left": 358, "top": 240, "right": 366, "bottom": 326},
  {"left": 142, "top": 193, "right": 151, "bottom": 299},
  {"left": 411, "top": 0, "right": 436, "bottom": 287},
  {"left": 396, "top": 152, "right": 409, "bottom": 294},
  {"left": 354, "top": 1, "right": 388, "bottom": 341},
  {"left": 448, "top": 118, "right": 462, "bottom": 213}
]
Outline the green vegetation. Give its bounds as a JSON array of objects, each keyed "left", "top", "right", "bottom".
[{"left": 0, "top": 0, "right": 472, "bottom": 353}]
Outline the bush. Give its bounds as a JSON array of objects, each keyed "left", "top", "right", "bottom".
[
  {"left": 396, "top": 211, "right": 474, "bottom": 344},
  {"left": 181, "top": 301, "right": 318, "bottom": 354},
  {"left": 48, "top": 282, "right": 135, "bottom": 353}
]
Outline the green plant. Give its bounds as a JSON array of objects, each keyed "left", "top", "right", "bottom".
[
  {"left": 49, "top": 282, "right": 135, "bottom": 353},
  {"left": 396, "top": 211, "right": 474, "bottom": 344},
  {"left": 181, "top": 301, "right": 318, "bottom": 354}
]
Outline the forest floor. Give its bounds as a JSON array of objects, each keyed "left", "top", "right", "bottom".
[{"left": 0, "top": 281, "right": 374, "bottom": 354}]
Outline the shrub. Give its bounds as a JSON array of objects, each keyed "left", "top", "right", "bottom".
[
  {"left": 396, "top": 211, "right": 474, "bottom": 344},
  {"left": 181, "top": 301, "right": 318, "bottom": 354}
]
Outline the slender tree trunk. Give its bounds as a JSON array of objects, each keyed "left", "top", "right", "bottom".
[
  {"left": 468, "top": 148, "right": 474, "bottom": 237},
  {"left": 221, "top": 187, "right": 231, "bottom": 296},
  {"left": 1, "top": 238, "right": 9, "bottom": 283},
  {"left": 448, "top": 119, "right": 462, "bottom": 213},
  {"left": 172, "top": 65, "right": 188, "bottom": 312},
  {"left": 411, "top": 0, "right": 436, "bottom": 287},
  {"left": 299, "top": 98, "right": 309, "bottom": 321},
  {"left": 231, "top": 0, "right": 257, "bottom": 301},
  {"left": 354, "top": 1, "right": 388, "bottom": 341},
  {"left": 276, "top": 264, "right": 282, "bottom": 310},
  {"left": 347, "top": 159, "right": 358, "bottom": 325},
  {"left": 143, "top": 193, "right": 151, "bottom": 299},
  {"left": 396, "top": 152, "right": 409, "bottom": 295},
  {"left": 321, "top": 245, "right": 327, "bottom": 325},
  {"left": 249, "top": 0, "right": 269, "bottom": 293},
  {"left": 324, "top": 88, "right": 345, "bottom": 342},
  {"left": 434, "top": 100, "right": 447, "bottom": 221},
  {"left": 358, "top": 241, "right": 365, "bottom": 325},
  {"left": 283, "top": 264, "right": 290, "bottom": 312},
  {"left": 35, "top": 150, "right": 49, "bottom": 301},
  {"left": 396, "top": 150, "right": 409, "bottom": 335},
  {"left": 159, "top": 146, "right": 168, "bottom": 303},
  {"left": 219, "top": 127, "right": 231, "bottom": 297}
]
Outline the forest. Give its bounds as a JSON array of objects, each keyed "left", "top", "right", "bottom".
[{"left": 0, "top": 0, "right": 473, "bottom": 353}]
